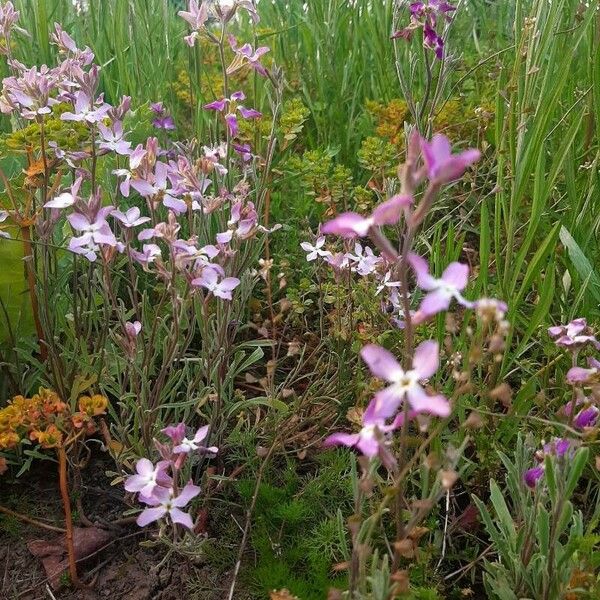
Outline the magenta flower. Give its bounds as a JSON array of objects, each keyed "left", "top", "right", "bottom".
[
  {"left": 421, "top": 135, "right": 481, "bottom": 183},
  {"left": 162, "top": 422, "right": 186, "bottom": 446},
  {"left": 300, "top": 237, "right": 331, "bottom": 262},
  {"left": 152, "top": 115, "right": 176, "bottom": 130},
  {"left": 542, "top": 438, "right": 572, "bottom": 458},
  {"left": 574, "top": 405, "right": 599, "bottom": 429},
  {"left": 173, "top": 425, "right": 219, "bottom": 455},
  {"left": 548, "top": 318, "right": 600, "bottom": 351},
  {"left": 409, "top": 254, "right": 472, "bottom": 323},
  {"left": 321, "top": 194, "right": 412, "bottom": 239},
  {"left": 111, "top": 207, "right": 151, "bottom": 228},
  {"left": 124, "top": 458, "right": 171, "bottom": 498},
  {"left": 137, "top": 481, "right": 200, "bottom": 529},
  {"left": 204, "top": 91, "right": 261, "bottom": 138},
  {"left": 361, "top": 341, "right": 450, "bottom": 417},
  {"left": 192, "top": 268, "right": 240, "bottom": 300},
  {"left": 523, "top": 465, "right": 544, "bottom": 489}
]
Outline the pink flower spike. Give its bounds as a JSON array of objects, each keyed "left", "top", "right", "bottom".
[{"left": 421, "top": 134, "right": 481, "bottom": 183}]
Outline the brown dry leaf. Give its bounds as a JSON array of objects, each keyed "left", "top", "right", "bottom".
[
  {"left": 28, "top": 526, "right": 112, "bottom": 589},
  {"left": 393, "top": 538, "right": 415, "bottom": 558},
  {"left": 490, "top": 383, "right": 512, "bottom": 408}
]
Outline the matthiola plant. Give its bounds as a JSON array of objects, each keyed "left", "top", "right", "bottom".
[
  {"left": 0, "top": 0, "right": 283, "bottom": 461},
  {"left": 124, "top": 422, "right": 217, "bottom": 532},
  {"left": 308, "top": 131, "right": 507, "bottom": 596}
]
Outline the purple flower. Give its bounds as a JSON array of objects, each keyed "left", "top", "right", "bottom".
[
  {"left": 421, "top": 135, "right": 481, "bottom": 183},
  {"left": 44, "top": 176, "right": 83, "bottom": 209},
  {"left": 97, "top": 121, "right": 131, "bottom": 155},
  {"left": 542, "top": 438, "right": 572, "bottom": 458},
  {"left": 150, "top": 101, "right": 165, "bottom": 115},
  {"left": 131, "top": 162, "right": 187, "bottom": 214},
  {"left": 152, "top": 115, "right": 176, "bottom": 131},
  {"left": 204, "top": 92, "right": 262, "bottom": 138},
  {"left": 409, "top": 254, "right": 472, "bottom": 323},
  {"left": 360, "top": 341, "right": 450, "bottom": 417},
  {"left": 321, "top": 194, "right": 412, "bottom": 239},
  {"left": 173, "top": 425, "right": 219, "bottom": 455},
  {"left": 137, "top": 481, "right": 200, "bottom": 529},
  {"left": 523, "top": 465, "right": 544, "bottom": 489},
  {"left": 61, "top": 90, "right": 111, "bottom": 124},
  {"left": 124, "top": 458, "right": 171, "bottom": 498},
  {"left": 228, "top": 36, "right": 270, "bottom": 76},
  {"left": 324, "top": 398, "right": 408, "bottom": 469},
  {"left": 574, "top": 405, "right": 599, "bottom": 429},
  {"left": 125, "top": 320, "right": 142, "bottom": 339},
  {"left": 300, "top": 237, "right": 331, "bottom": 262},
  {"left": 112, "top": 207, "right": 151, "bottom": 228},
  {"left": 130, "top": 243, "right": 161, "bottom": 267},
  {"left": 347, "top": 243, "right": 381, "bottom": 277},
  {"left": 192, "top": 268, "right": 240, "bottom": 300},
  {"left": 548, "top": 318, "right": 600, "bottom": 351},
  {"left": 68, "top": 207, "right": 117, "bottom": 261}
]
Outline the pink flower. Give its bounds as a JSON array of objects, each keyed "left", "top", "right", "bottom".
[
  {"left": 178, "top": 0, "right": 209, "bottom": 47},
  {"left": 228, "top": 35, "right": 270, "bottom": 76},
  {"left": 124, "top": 458, "right": 171, "bottom": 498},
  {"left": 409, "top": 254, "right": 472, "bottom": 323},
  {"left": 548, "top": 318, "right": 600, "bottom": 351},
  {"left": 324, "top": 399, "right": 409, "bottom": 469},
  {"left": 347, "top": 243, "right": 381, "bottom": 276},
  {"left": 192, "top": 268, "right": 240, "bottom": 300},
  {"left": 61, "top": 91, "right": 111, "bottom": 124},
  {"left": 300, "top": 237, "right": 331, "bottom": 262},
  {"left": 68, "top": 207, "right": 117, "bottom": 261},
  {"left": 376, "top": 271, "right": 401, "bottom": 296},
  {"left": 360, "top": 341, "right": 450, "bottom": 417},
  {"left": 44, "top": 176, "right": 83, "bottom": 209},
  {"left": 111, "top": 206, "right": 151, "bottom": 228},
  {"left": 162, "top": 422, "right": 186, "bottom": 446},
  {"left": 125, "top": 320, "right": 142, "bottom": 339},
  {"left": 321, "top": 194, "right": 412, "bottom": 239},
  {"left": 137, "top": 481, "right": 200, "bottom": 529},
  {"left": 173, "top": 425, "right": 219, "bottom": 455},
  {"left": 421, "top": 135, "right": 480, "bottom": 183},
  {"left": 566, "top": 358, "right": 600, "bottom": 385},
  {"left": 204, "top": 92, "right": 261, "bottom": 138},
  {"left": 97, "top": 121, "right": 131, "bottom": 155},
  {"left": 131, "top": 162, "right": 187, "bottom": 214}
]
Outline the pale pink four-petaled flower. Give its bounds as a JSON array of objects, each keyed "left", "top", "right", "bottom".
[
  {"left": 409, "top": 253, "right": 472, "bottom": 323},
  {"left": 301, "top": 237, "right": 331, "bottom": 262},
  {"left": 361, "top": 341, "right": 450, "bottom": 418},
  {"left": 192, "top": 267, "right": 240, "bottom": 301},
  {"left": 137, "top": 481, "right": 201, "bottom": 529}
]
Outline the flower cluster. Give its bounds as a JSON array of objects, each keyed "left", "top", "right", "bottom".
[
  {"left": 319, "top": 133, "right": 504, "bottom": 468},
  {"left": 392, "top": 1, "right": 456, "bottom": 60},
  {"left": 523, "top": 318, "right": 600, "bottom": 488},
  {"left": 124, "top": 423, "right": 218, "bottom": 529},
  {"left": 0, "top": 388, "right": 108, "bottom": 454},
  {"left": 0, "top": 16, "right": 274, "bottom": 306},
  {"left": 178, "top": 0, "right": 260, "bottom": 48}
]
